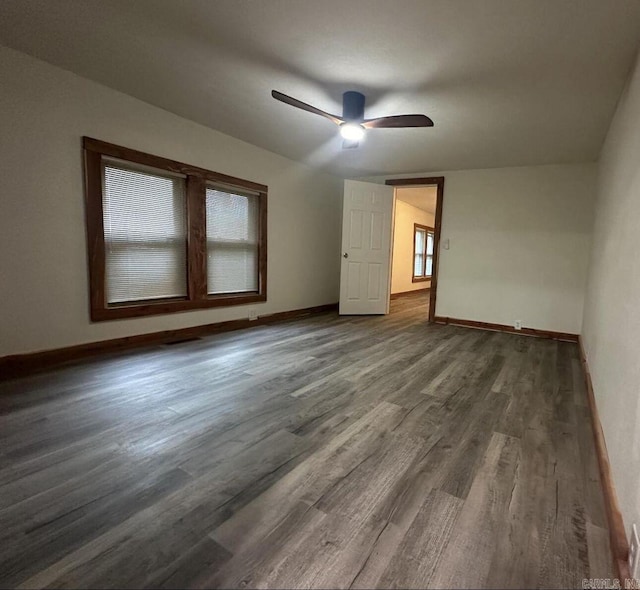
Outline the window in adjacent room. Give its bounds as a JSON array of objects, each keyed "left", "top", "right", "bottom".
[
  {"left": 84, "top": 137, "right": 267, "bottom": 321},
  {"left": 413, "top": 223, "right": 434, "bottom": 282}
]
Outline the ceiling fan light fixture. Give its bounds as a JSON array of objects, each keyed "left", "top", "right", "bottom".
[
  {"left": 340, "top": 122, "right": 365, "bottom": 142},
  {"left": 271, "top": 89, "right": 433, "bottom": 150}
]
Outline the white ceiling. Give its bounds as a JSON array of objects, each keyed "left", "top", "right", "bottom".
[
  {"left": 396, "top": 187, "right": 438, "bottom": 214},
  {"left": 1, "top": 0, "right": 639, "bottom": 178}
]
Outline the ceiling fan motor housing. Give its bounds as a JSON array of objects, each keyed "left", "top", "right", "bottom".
[{"left": 342, "top": 91, "right": 366, "bottom": 122}]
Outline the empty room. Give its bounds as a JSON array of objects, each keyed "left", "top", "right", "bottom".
[{"left": 2, "top": 1, "right": 640, "bottom": 588}]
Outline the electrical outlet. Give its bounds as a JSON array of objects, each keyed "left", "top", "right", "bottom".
[
  {"left": 630, "top": 524, "right": 640, "bottom": 580},
  {"left": 514, "top": 320, "right": 522, "bottom": 330},
  {"left": 248, "top": 309, "right": 258, "bottom": 321}
]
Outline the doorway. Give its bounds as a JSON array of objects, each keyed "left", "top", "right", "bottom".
[
  {"left": 386, "top": 177, "right": 444, "bottom": 322},
  {"left": 337, "top": 177, "right": 443, "bottom": 320}
]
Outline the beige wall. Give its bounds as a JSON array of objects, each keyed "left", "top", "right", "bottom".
[
  {"left": 362, "top": 163, "right": 596, "bottom": 334},
  {"left": 582, "top": 48, "right": 640, "bottom": 535},
  {"left": 391, "top": 200, "right": 434, "bottom": 294},
  {"left": 0, "top": 46, "right": 343, "bottom": 356}
]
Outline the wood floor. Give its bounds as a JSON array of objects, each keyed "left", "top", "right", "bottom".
[{"left": 0, "top": 293, "right": 612, "bottom": 589}]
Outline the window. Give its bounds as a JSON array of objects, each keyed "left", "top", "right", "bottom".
[
  {"left": 84, "top": 137, "right": 267, "bottom": 321},
  {"left": 206, "top": 187, "right": 259, "bottom": 295},
  {"left": 103, "top": 160, "right": 188, "bottom": 304},
  {"left": 413, "top": 223, "right": 434, "bottom": 282}
]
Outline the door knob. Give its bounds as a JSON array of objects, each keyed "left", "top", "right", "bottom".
[{"left": 343, "top": 252, "right": 349, "bottom": 258}]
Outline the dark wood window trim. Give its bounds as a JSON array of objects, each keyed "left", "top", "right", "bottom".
[
  {"left": 83, "top": 137, "right": 267, "bottom": 321},
  {"left": 412, "top": 223, "right": 434, "bottom": 283}
]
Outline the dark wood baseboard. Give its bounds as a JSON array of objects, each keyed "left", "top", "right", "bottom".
[
  {"left": 578, "top": 336, "right": 630, "bottom": 581},
  {"left": 433, "top": 316, "right": 578, "bottom": 342},
  {"left": 0, "top": 303, "right": 338, "bottom": 380},
  {"left": 390, "top": 287, "right": 430, "bottom": 300}
]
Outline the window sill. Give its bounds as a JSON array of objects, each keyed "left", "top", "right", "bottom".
[
  {"left": 412, "top": 276, "right": 432, "bottom": 283},
  {"left": 91, "top": 293, "right": 266, "bottom": 321}
]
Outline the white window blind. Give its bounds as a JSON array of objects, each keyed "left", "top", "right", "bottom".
[
  {"left": 414, "top": 227, "right": 434, "bottom": 278},
  {"left": 414, "top": 229, "right": 425, "bottom": 276},
  {"left": 426, "top": 232, "right": 434, "bottom": 276},
  {"left": 102, "top": 159, "right": 188, "bottom": 304},
  {"left": 206, "top": 186, "right": 259, "bottom": 294}
]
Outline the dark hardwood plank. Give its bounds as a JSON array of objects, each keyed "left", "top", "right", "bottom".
[
  {"left": 428, "top": 432, "right": 522, "bottom": 589},
  {"left": 373, "top": 488, "right": 463, "bottom": 589}
]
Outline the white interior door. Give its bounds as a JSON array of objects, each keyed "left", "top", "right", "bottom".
[{"left": 339, "top": 180, "right": 394, "bottom": 315}]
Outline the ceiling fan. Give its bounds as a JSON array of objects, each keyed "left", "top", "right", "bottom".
[{"left": 271, "top": 89, "right": 434, "bottom": 149}]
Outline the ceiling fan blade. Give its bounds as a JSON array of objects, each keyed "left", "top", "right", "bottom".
[
  {"left": 271, "top": 90, "right": 343, "bottom": 126},
  {"left": 362, "top": 114, "right": 434, "bottom": 129}
]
